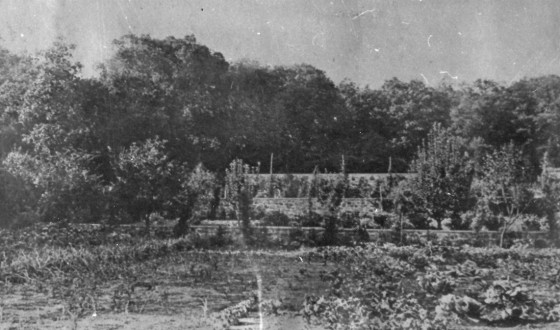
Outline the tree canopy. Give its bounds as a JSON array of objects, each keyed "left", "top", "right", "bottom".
[{"left": 1, "top": 34, "right": 560, "bottom": 228}]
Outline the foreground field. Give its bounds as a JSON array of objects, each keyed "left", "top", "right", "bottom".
[
  {"left": 0, "top": 224, "right": 560, "bottom": 329},
  {"left": 0, "top": 248, "right": 332, "bottom": 329}
]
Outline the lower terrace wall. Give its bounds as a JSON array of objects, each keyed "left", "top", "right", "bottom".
[{"left": 192, "top": 225, "right": 548, "bottom": 246}]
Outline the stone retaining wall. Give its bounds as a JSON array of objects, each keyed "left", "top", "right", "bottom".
[
  {"left": 192, "top": 225, "right": 548, "bottom": 246},
  {"left": 252, "top": 197, "right": 381, "bottom": 218}
]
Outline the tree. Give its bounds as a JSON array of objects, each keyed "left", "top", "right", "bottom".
[
  {"left": 222, "top": 61, "right": 287, "bottom": 171},
  {"left": 338, "top": 80, "right": 393, "bottom": 172},
  {"left": 380, "top": 79, "right": 452, "bottom": 171},
  {"left": 1, "top": 41, "right": 105, "bottom": 224},
  {"left": 4, "top": 149, "right": 103, "bottom": 223},
  {"left": 389, "top": 179, "right": 425, "bottom": 242},
  {"left": 516, "top": 75, "right": 560, "bottom": 167},
  {"left": 111, "top": 138, "right": 181, "bottom": 233},
  {"left": 451, "top": 79, "right": 542, "bottom": 175},
  {"left": 538, "top": 152, "right": 560, "bottom": 243},
  {"left": 473, "top": 143, "right": 536, "bottom": 247},
  {"left": 98, "top": 34, "right": 230, "bottom": 170},
  {"left": 0, "top": 167, "right": 38, "bottom": 227},
  {"left": 172, "top": 163, "right": 216, "bottom": 236},
  {"left": 0, "top": 47, "right": 36, "bottom": 158},
  {"left": 409, "top": 123, "right": 474, "bottom": 229},
  {"left": 271, "top": 64, "right": 346, "bottom": 171},
  {"left": 314, "top": 163, "right": 349, "bottom": 245},
  {"left": 224, "top": 159, "right": 260, "bottom": 243}
]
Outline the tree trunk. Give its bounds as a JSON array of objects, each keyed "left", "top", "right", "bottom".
[
  {"left": 174, "top": 207, "right": 193, "bottom": 237},
  {"left": 399, "top": 211, "right": 404, "bottom": 245},
  {"left": 145, "top": 214, "right": 151, "bottom": 236},
  {"left": 209, "top": 186, "right": 221, "bottom": 220},
  {"left": 500, "top": 227, "right": 506, "bottom": 248}
]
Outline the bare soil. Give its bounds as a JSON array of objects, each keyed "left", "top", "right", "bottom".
[{"left": 0, "top": 249, "right": 332, "bottom": 329}]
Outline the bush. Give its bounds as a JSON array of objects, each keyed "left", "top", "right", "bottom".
[
  {"left": 297, "top": 212, "right": 323, "bottom": 227},
  {"left": 250, "top": 226, "right": 273, "bottom": 248},
  {"left": 261, "top": 211, "right": 291, "bottom": 226},
  {"left": 339, "top": 211, "right": 360, "bottom": 228},
  {"left": 210, "top": 225, "right": 233, "bottom": 248},
  {"left": 287, "top": 227, "right": 305, "bottom": 249},
  {"left": 186, "top": 226, "right": 234, "bottom": 249},
  {"left": 356, "top": 225, "right": 370, "bottom": 243},
  {"left": 320, "top": 215, "right": 339, "bottom": 246},
  {"left": 372, "top": 211, "right": 393, "bottom": 228},
  {"left": 9, "top": 210, "right": 41, "bottom": 230}
]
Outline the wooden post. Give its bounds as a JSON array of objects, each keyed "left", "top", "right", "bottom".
[{"left": 269, "top": 153, "right": 274, "bottom": 197}]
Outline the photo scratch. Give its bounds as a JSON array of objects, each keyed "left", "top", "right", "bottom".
[
  {"left": 312, "top": 32, "right": 324, "bottom": 47},
  {"left": 352, "top": 9, "right": 376, "bottom": 20},
  {"left": 427, "top": 34, "right": 432, "bottom": 47},
  {"left": 420, "top": 73, "right": 430, "bottom": 85},
  {"left": 439, "top": 71, "right": 458, "bottom": 79},
  {"left": 116, "top": 1, "right": 133, "bottom": 32}
]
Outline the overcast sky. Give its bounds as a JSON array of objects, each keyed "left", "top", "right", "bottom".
[{"left": 1, "top": 0, "right": 560, "bottom": 88}]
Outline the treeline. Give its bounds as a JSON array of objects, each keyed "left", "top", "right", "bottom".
[{"left": 0, "top": 34, "right": 559, "bottom": 228}]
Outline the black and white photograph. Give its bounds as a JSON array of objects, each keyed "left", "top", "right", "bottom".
[{"left": 1, "top": 0, "right": 560, "bottom": 329}]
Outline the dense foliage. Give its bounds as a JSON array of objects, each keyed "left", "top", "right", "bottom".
[{"left": 0, "top": 34, "right": 560, "bottom": 231}]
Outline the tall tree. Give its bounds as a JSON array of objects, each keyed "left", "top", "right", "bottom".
[
  {"left": 514, "top": 75, "right": 560, "bottom": 167},
  {"left": 221, "top": 60, "right": 287, "bottom": 170},
  {"left": 473, "top": 143, "right": 536, "bottom": 247},
  {"left": 379, "top": 78, "right": 452, "bottom": 171},
  {"left": 110, "top": 137, "right": 183, "bottom": 231},
  {"left": 451, "top": 79, "right": 542, "bottom": 174},
  {"left": 272, "top": 64, "right": 346, "bottom": 171},
  {"left": 1, "top": 41, "right": 104, "bottom": 223},
  {"left": 338, "top": 80, "right": 392, "bottom": 172},
  {"left": 98, "top": 34, "right": 230, "bottom": 170},
  {"left": 409, "top": 123, "right": 474, "bottom": 229}
]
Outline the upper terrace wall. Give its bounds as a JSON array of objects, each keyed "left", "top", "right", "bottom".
[{"left": 252, "top": 197, "right": 380, "bottom": 219}]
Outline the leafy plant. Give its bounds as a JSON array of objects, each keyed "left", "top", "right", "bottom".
[
  {"left": 110, "top": 137, "right": 181, "bottom": 233},
  {"left": 473, "top": 143, "right": 537, "bottom": 247},
  {"left": 224, "top": 159, "right": 260, "bottom": 244},
  {"left": 173, "top": 163, "right": 216, "bottom": 237},
  {"left": 408, "top": 123, "right": 474, "bottom": 229}
]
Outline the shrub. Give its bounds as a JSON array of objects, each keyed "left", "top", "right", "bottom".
[
  {"left": 287, "top": 227, "right": 305, "bottom": 250},
  {"left": 188, "top": 226, "right": 234, "bottom": 249},
  {"left": 224, "top": 159, "right": 259, "bottom": 243},
  {"left": 338, "top": 210, "right": 360, "bottom": 228},
  {"left": 209, "top": 225, "right": 233, "bottom": 248},
  {"left": 110, "top": 138, "right": 185, "bottom": 234},
  {"left": 320, "top": 215, "right": 339, "bottom": 246},
  {"left": 250, "top": 226, "right": 272, "bottom": 248},
  {"left": 296, "top": 212, "right": 323, "bottom": 227},
  {"left": 261, "top": 211, "right": 291, "bottom": 227},
  {"left": 372, "top": 211, "right": 393, "bottom": 228},
  {"left": 9, "top": 210, "right": 41, "bottom": 230},
  {"left": 172, "top": 164, "right": 217, "bottom": 237},
  {"left": 355, "top": 226, "right": 370, "bottom": 243},
  {"left": 408, "top": 123, "right": 474, "bottom": 230}
]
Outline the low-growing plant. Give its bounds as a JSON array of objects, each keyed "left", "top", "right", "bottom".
[
  {"left": 437, "top": 280, "right": 560, "bottom": 326},
  {"left": 302, "top": 244, "right": 560, "bottom": 329}
]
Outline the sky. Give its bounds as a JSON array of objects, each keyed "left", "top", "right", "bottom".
[{"left": 1, "top": 0, "right": 560, "bottom": 88}]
